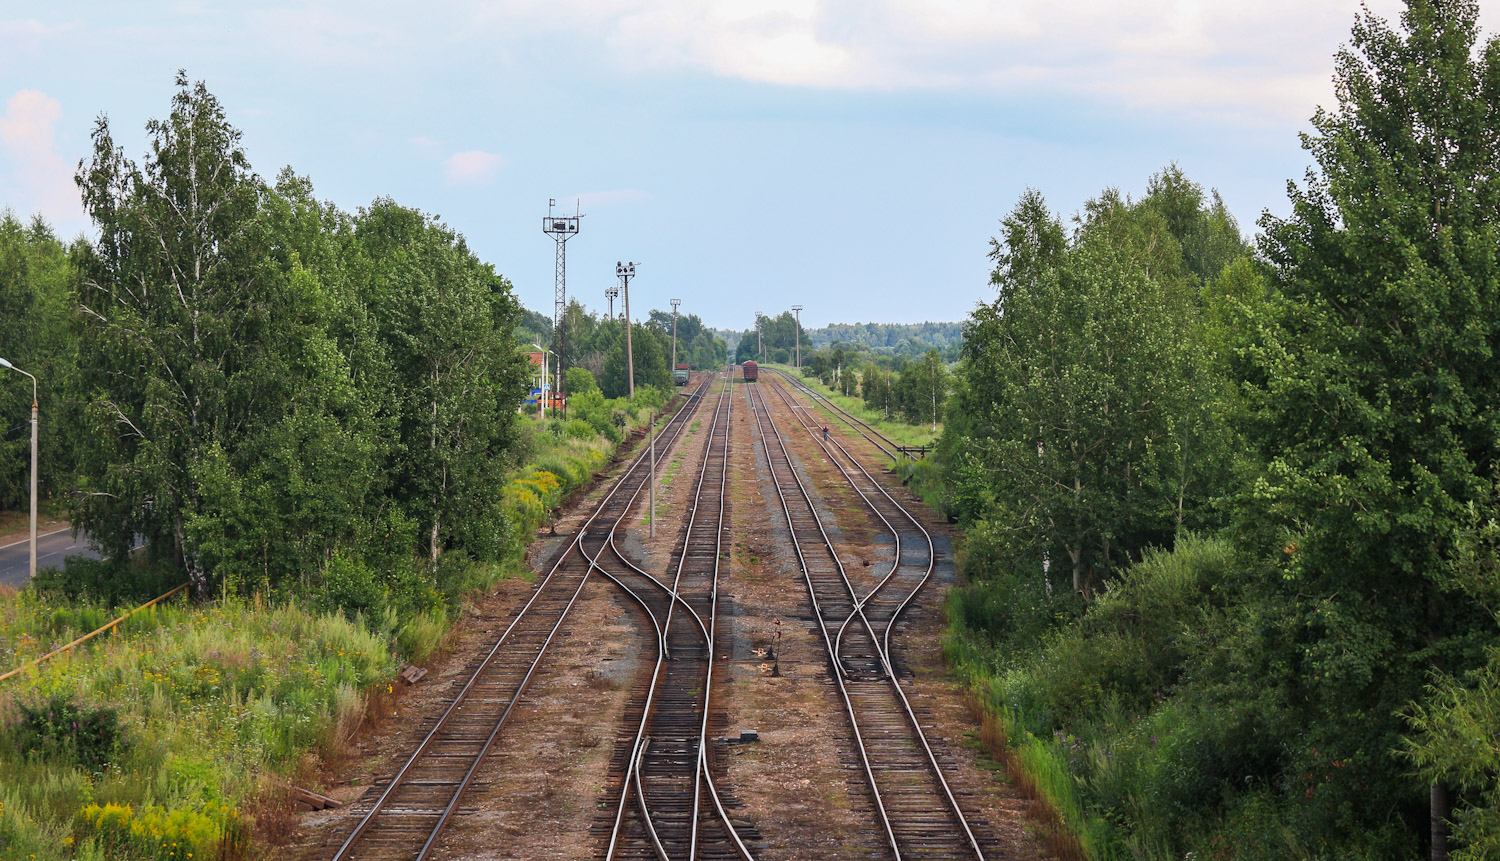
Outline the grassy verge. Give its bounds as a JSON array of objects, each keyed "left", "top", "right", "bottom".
[{"left": 0, "top": 389, "right": 672, "bottom": 861}]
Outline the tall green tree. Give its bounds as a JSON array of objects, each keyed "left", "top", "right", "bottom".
[
  {"left": 599, "top": 322, "right": 670, "bottom": 398},
  {"left": 945, "top": 174, "right": 1237, "bottom": 593},
  {"left": 354, "top": 199, "right": 529, "bottom": 566},
  {"left": 895, "top": 349, "right": 947, "bottom": 429},
  {"left": 0, "top": 213, "right": 77, "bottom": 511},
  {"left": 1245, "top": 2, "right": 1500, "bottom": 854},
  {"left": 72, "top": 76, "right": 392, "bottom": 596}
]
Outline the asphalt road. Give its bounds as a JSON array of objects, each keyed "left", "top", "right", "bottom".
[{"left": 0, "top": 526, "right": 105, "bottom": 589}]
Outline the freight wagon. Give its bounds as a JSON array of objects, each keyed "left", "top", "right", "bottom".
[
  {"left": 742, "top": 361, "right": 758, "bottom": 382},
  {"left": 673, "top": 363, "right": 691, "bottom": 386}
]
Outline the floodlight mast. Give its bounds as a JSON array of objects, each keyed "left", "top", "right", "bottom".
[
  {"left": 755, "top": 312, "right": 763, "bottom": 364},
  {"left": 542, "top": 199, "right": 582, "bottom": 418},
  {"left": 616, "top": 261, "right": 638, "bottom": 397},
  {"left": 606, "top": 284, "right": 619, "bottom": 319},
  {"left": 791, "top": 305, "right": 803, "bottom": 368}
]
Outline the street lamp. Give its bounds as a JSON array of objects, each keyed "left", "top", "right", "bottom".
[
  {"left": 791, "top": 305, "right": 803, "bottom": 369},
  {"left": 669, "top": 298, "right": 681, "bottom": 371},
  {"left": 616, "top": 261, "right": 638, "bottom": 397},
  {"left": 531, "top": 344, "right": 555, "bottom": 420},
  {"left": 0, "top": 357, "right": 37, "bottom": 581}
]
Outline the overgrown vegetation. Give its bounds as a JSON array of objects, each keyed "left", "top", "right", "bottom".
[
  {"left": 0, "top": 75, "right": 678, "bottom": 861},
  {"left": 932, "top": 3, "right": 1500, "bottom": 856}
]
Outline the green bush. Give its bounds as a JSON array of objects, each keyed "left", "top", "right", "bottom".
[
  {"left": 9, "top": 694, "right": 126, "bottom": 773},
  {"left": 950, "top": 534, "right": 1343, "bottom": 859},
  {"left": 566, "top": 366, "right": 599, "bottom": 396},
  {"left": 32, "top": 555, "right": 183, "bottom": 606},
  {"left": 320, "top": 553, "right": 386, "bottom": 618}
]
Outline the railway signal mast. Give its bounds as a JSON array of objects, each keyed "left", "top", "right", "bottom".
[
  {"left": 543, "top": 199, "right": 581, "bottom": 418},
  {"left": 792, "top": 304, "right": 803, "bottom": 368},
  {"left": 617, "top": 261, "right": 638, "bottom": 397}
]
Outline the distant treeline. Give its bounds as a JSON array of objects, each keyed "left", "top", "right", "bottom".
[
  {"left": 809, "top": 321, "right": 962, "bottom": 357},
  {"left": 717, "top": 318, "right": 962, "bottom": 365}
]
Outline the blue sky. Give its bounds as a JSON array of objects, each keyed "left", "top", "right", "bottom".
[{"left": 0, "top": 0, "right": 1445, "bottom": 330}]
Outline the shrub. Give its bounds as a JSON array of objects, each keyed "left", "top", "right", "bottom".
[
  {"left": 9, "top": 694, "right": 126, "bottom": 773},
  {"left": 32, "top": 555, "right": 182, "bottom": 606},
  {"left": 319, "top": 553, "right": 385, "bottom": 618}
]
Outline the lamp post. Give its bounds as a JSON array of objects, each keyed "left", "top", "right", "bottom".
[
  {"left": 791, "top": 305, "right": 803, "bottom": 369},
  {"left": 0, "top": 357, "right": 37, "bottom": 581},
  {"left": 669, "top": 298, "right": 681, "bottom": 370},
  {"left": 531, "top": 344, "right": 555, "bottom": 420},
  {"left": 616, "top": 261, "right": 637, "bottom": 397},
  {"left": 648, "top": 405, "right": 657, "bottom": 539}
]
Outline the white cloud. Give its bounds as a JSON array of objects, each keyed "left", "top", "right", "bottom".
[
  {"left": 460, "top": 0, "right": 1416, "bottom": 123},
  {"left": 443, "top": 149, "right": 504, "bottom": 186},
  {"left": 0, "top": 88, "right": 84, "bottom": 230},
  {"left": 221, "top": 0, "right": 1441, "bottom": 125}
]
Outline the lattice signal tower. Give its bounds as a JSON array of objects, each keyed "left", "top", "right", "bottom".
[{"left": 543, "top": 199, "right": 581, "bottom": 417}]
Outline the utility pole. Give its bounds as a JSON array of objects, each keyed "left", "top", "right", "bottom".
[
  {"left": 543, "top": 199, "right": 581, "bottom": 418},
  {"left": 791, "top": 305, "right": 803, "bottom": 368},
  {"left": 670, "top": 298, "right": 681, "bottom": 369},
  {"left": 606, "top": 284, "right": 619, "bottom": 320},
  {"left": 617, "top": 261, "right": 637, "bottom": 397},
  {"left": 0, "top": 358, "right": 37, "bottom": 581},
  {"left": 648, "top": 407, "right": 657, "bottom": 538}
]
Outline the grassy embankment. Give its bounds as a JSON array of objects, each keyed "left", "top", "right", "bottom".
[{"left": 0, "top": 391, "right": 671, "bottom": 861}]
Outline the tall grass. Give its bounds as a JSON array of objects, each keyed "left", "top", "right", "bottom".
[
  {"left": 940, "top": 534, "right": 1295, "bottom": 860},
  {"left": 0, "top": 387, "right": 670, "bottom": 860},
  {"left": 0, "top": 601, "right": 394, "bottom": 859}
]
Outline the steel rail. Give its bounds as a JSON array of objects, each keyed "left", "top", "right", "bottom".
[
  {"left": 763, "top": 367, "right": 901, "bottom": 462},
  {"left": 770, "top": 380, "right": 909, "bottom": 668},
  {"left": 743, "top": 380, "right": 902, "bottom": 859},
  {"left": 330, "top": 375, "right": 713, "bottom": 861},
  {"left": 691, "top": 370, "right": 738, "bottom": 860},
  {"left": 602, "top": 372, "right": 755, "bottom": 861},
  {"left": 602, "top": 377, "right": 723, "bottom": 859},
  {"left": 576, "top": 379, "right": 731, "bottom": 860},
  {"left": 764, "top": 375, "right": 986, "bottom": 858}
]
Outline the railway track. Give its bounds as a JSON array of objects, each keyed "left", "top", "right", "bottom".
[
  {"left": 594, "top": 372, "right": 759, "bottom": 860},
  {"left": 763, "top": 367, "right": 902, "bottom": 463},
  {"left": 763, "top": 377, "right": 936, "bottom": 668},
  {"left": 745, "top": 377, "right": 988, "bottom": 860},
  {"left": 322, "top": 374, "right": 716, "bottom": 861}
]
